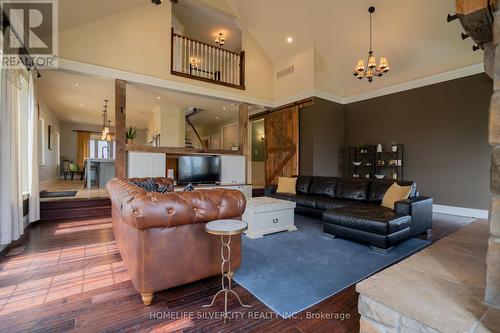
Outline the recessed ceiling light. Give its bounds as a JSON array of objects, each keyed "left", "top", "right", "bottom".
[
  {"left": 75, "top": 83, "right": 80, "bottom": 87},
  {"left": 222, "top": 106, "right": 226, "bottom": 111},
  {"left": 79, "top": 103, "right": 84, "bottom": 107},
  {"left": 286, "top": 36, "right": 293, "bottom": 44},
  {"left": 157, "top": 96, "right": 161, "bottom": 100}
]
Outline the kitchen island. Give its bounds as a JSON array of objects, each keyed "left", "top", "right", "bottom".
[{"left": 85, "top": 158, "right": 115, "bottom": 189}]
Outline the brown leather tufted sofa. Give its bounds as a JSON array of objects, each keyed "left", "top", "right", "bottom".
[{"left": 106, "top": 177, "right": 247, "bottom": 305}]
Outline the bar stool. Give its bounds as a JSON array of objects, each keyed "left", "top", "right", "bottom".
[{"left": 83, "top": 161, "right": 100, "bottom": 188}]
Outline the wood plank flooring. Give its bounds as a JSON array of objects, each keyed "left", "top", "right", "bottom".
[
  {"left": 0, "top": 215, "right": 470, "bottom": 332},
  {"left": 40, "top": 179, "right": 108, "bottom": 201}
]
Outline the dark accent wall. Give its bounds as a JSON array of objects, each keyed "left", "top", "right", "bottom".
[
  {"left": 300, "top": 98, "right": 345, "bottom": 176},
  {"left": 344, "top": 73, "right": 492, "bottom": 210}
]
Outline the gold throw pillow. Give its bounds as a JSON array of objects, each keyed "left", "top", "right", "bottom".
[
  {"left": 276, "top": 177, "right": 297, "bottom": 194},
  {"left": 381, "top": 183, "right": 412, "bottom": 210}
]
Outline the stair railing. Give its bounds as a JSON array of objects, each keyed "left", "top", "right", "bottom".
[{"left": 171, "top": 28, "right": 245, "bottom": 90}]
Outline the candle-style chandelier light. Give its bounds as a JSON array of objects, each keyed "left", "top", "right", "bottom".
[
  {"left": 101, "top": 100, "right": 112, "bottom": 141},
  {"left": 353, "top": 7, "right": 390, "bottom": 83}
]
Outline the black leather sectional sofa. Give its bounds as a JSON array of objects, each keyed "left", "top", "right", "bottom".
[{"left": 266, "top": 176, "right": 433, "bottom": 250}]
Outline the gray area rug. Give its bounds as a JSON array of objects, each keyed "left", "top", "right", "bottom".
[{"left": 234, "top": 214, "right": 435, "bottom": 318}]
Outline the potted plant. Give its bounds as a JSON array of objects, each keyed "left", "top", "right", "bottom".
[
  {"left": 357, "top": 143, "right": 370, "bottom": 153},
  {"left": 126, "top": 126, "right": 137, "bottom": 144},
  {"left": 391, "top": 142, "right": 398, "bottom": 152}
]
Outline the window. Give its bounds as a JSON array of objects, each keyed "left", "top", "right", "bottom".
[{"left": 89, "top": 137, "right": 115, "bottom": 159}]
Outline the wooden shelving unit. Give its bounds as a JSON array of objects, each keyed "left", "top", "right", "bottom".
[{"left": 347, "top": 144, "right": 404, "bottom": 180}]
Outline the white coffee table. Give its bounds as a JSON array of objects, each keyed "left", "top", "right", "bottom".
[{"left": 242, "top": 196, "right": 297, "bottom": 239}]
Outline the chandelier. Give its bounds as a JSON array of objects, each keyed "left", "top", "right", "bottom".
[
  {"left": 215, "top": 32, "right": 225, "bottom": 46},
  {"left": 101, "top": 100, "right": 112, "bottom": 141},
  {"left": 353, "top": 7, "right": 390, "bottom": 83}
]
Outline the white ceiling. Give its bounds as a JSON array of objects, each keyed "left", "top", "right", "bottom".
[
  {"left": 36, "top": 69, "right": 258, "bottom": 129},
  {"left": 56, "top": 0, "right": 485, "bottom": 100},
  {"left": 227, "top": 0, "right": 484, "bottom": 97},
  {"left": 58, "top": 0, "right": 146, "bottom": 31}
]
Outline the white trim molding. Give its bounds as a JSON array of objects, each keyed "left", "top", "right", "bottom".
[
  {"left": 343, "top": 63, "right": 485, "bottom": 104},
  {"left": 274, "top": 63, "right": 485, "bottom": 107},
  {"left": 58, "top": 59, "right": 484, "bottom": 109},
  {"left": 58, "top": 58, "right": 275, "bottom": 108},
  {"left": 273, "top": 89, "right": 316, "bottom": 108},
  {"left": 433, "top": 204, "right": 489, "bottom": 219}
]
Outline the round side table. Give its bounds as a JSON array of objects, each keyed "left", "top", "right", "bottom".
[{"left": 202, "top": 219, "right": 251, "bottom": 323}]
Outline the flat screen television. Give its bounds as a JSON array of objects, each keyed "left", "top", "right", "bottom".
[{"left": 177, "top": 156, "right": 221, "bottom": 185}]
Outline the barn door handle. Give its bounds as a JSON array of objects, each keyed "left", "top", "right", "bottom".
[{"left": 273, "top": 218, "right": 279, "bottom": 223}]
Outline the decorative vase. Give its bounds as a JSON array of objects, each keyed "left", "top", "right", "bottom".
[
  {"left": 391, "top": 145, "right": 397, "bottom": 152},
  {"left": 127, "top": 139, "right": 133, "bottom": 144},
  {"left": 376, "top": 144, "right": 383, "bottom": 152}
]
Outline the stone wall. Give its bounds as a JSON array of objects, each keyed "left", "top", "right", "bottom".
[
  {"left": 486, "top": 9, "right": 500, "bottom": 311},
  {"left": 358, "top": 296, "right": 440, "bottom": 333}
]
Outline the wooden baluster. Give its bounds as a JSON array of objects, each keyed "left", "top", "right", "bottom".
[
  {"left": 229, "top": 52, "right": 232, "bottom": 84},
  {"left": 176, "top": 36, "right": 180, "bottom": 72},
  {"left": 236, "top": 54, "right": 240, "bottom": 85},
  {"left": 225, "top": 51, "right": 229, "bottom": 83},
  {"left": 181, "top": 37, "right": 185, "bottom": 73},
  {"left": 208, "top": 44, "right": 211, "bottom": 79},
  {"left": 216, "top": 48, "right": 219, "bottom": 81},
  {"left": 186, "top": 39, "right": 189, "bottom": 75},
  {"left": 232, "top": 53, "right": 236, "bottom": 85},
  {"left": 197, "top": 42, "right": 200, "bottom": 77},
  {"left": 204, "top": 43, "right": 207, "bottom": 78},
  {"left": 190, "top": 40, "right": 193, "bottom": 75},
  {"left": 216, "top": 47, "right": 219, "bottom": 81},
  {"left": 201, "top": 43, "right": 205, "bottom": 78},
  {"left": 195, "top": 41, "right": 198, "bottom": 76},
  {"left": 222, "top": 51, "right": 226, "bottom": 83},
  {"left": 220, "top": 49, "right": 223, "bottom": 82}
]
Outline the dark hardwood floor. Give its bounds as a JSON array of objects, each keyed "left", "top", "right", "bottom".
[{"left": 0, "top": 214, "right": 471, "bottom": 332}]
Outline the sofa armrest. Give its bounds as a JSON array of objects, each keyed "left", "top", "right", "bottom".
[
  {"left": 265, "top": 185, "right": 278, "bottom": 196},
  {"left": 395, "top": 196, "right": 433, "bottom": 237}
]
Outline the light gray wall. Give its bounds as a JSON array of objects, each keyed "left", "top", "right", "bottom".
[
  {"left": 38, "top": 97, "right": 61, "bottom": 182},
  {"left": 344, "top": 73, "right": 492, "bottom": 210},
  {"left": 60, "top": 122, "right": 105, "bottom": 163},
  {"left": 300, "top": 97, "right": 345, "bottom": 176},
  {"left": 60, "top": 123, "right": 149, "bottom": 163}
]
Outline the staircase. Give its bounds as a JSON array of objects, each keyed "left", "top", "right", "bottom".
[
  {"left": 185, "top": 135, "right": 194, "bottom": 148},
  {"left": 40, "top": 198, "right": 111, "bottom": 221}
]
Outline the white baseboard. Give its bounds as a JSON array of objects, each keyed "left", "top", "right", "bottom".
[{"left": 433, "top": 204, "right": 489, "bottom": 219}]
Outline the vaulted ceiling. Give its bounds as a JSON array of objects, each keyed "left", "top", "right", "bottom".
[
  {"left": 227, "top": 0, "right": 484, "bottom": 97},
  {"left": 56, "top": 0, "right": 484, "bottom": 101}
]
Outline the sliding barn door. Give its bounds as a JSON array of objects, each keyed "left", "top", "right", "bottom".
[{"left": 265, "top": 106, "right": 299, "bottom": 185}]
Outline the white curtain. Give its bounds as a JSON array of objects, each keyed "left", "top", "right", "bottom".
[
  {"left": 28, "top": 71, "right": 39, "bottom": 222},
  {"left": 0, "top": 69, "right": 24, "bottom": 245}
]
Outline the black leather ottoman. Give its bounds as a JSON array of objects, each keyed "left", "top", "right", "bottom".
[{"left": 323, "top": 205, "right": 412, "bottom": 251}]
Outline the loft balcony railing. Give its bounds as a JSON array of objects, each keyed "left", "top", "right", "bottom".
[{"left": 171, "top": 28, "right": 245, "bottom": 90}]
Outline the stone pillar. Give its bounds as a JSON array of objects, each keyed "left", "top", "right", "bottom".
[{"left": 486, "top": 9, "right": 500, "bottom": 310}]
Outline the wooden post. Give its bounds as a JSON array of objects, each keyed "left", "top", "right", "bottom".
[
  {"left": 115, "top": 79, "right": 126, "bottom": 178},
  {"left": 239, "top": 51, "right": 245, "bottom": 88},
  {"left": 239, "top": 103, "right": 249, "bottom": 183}
]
